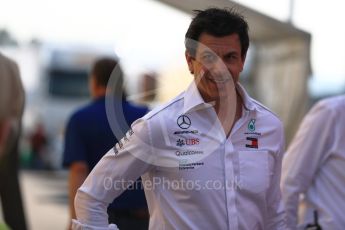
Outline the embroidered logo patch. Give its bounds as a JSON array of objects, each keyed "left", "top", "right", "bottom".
[
  {"left": 248, "top": 119, "right": 256, "bottom": 132},
  {"left": 245, "top": 137, "right": 258, "bottom": 149}
]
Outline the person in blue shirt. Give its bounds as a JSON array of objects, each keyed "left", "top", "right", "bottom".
[{"left": 63, "top": 57, "right": 149, "bottom": 230}]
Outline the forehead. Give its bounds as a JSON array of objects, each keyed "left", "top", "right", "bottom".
[{"left": 196, "top": 33, "right": 242, "bottom": 55}]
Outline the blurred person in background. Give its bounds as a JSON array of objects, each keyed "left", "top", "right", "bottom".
[
  {"left": 282, "top": 95, "right": 345, "bottom": 229},
  {"left": 29, "top": 122, "right": 47, "bottom": 169},
  {"left": 63, "top": 57, "right": 149, "bottom": 230},
  {"left": 139, "top": 71, "right": 158, "bottom": 103},
  {"left": 0, "top": 52, "right": 27, "bottom": 230}
]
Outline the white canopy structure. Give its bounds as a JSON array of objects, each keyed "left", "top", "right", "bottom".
[{"left": 156, "top": 0, "right": 312, "bottom": 142}]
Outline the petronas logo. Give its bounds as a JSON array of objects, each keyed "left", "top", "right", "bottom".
[{"left": 248, "top": 119, "right": 256, "bottom": 132}]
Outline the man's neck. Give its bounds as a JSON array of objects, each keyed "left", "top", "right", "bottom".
[
  {"left": 214, "top": 91, "right": 243, "bottom": 138},
  {"left": 91, "top": 87, "right": 106, "bottom": 99}
]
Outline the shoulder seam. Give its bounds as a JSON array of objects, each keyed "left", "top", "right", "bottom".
[
  {"left": 252, "top": 99, "right": 282, "bottom": 122},
  {"left": 145, "top": 96, "right": 184, "bottom": 120}
]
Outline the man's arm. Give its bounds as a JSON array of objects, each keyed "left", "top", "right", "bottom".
[
  {"left": 0, "top": 57, "right": 24, "bottom": 159},
  {"left": 281, "top": 102, "right": 334, "bottom": 229},
  {"left": 73, "top": 119, "right": 155, "bottom": 229},
  {"left": 266, "top": 123, "right": 286, "bottom": 230},
  {"left": 0, "top": 120, "right": 11, "bottom": 158},
  {"left": 63, "top": 114, "right": 89, "bottom": 229},
  {"left": 69, "top": 162, "right": 89, "bottom": 220}
]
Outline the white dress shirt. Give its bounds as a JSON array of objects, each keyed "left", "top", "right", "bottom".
[
  {"left": 282, "top": 95, "right": 345, "bottom": 230},
  {"left": 73, "top": 81, "right": 286, "bottom": 230}
]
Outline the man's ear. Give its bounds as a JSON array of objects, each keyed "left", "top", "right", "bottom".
[{"left": 185, "top": 50, "right": 194, "bottom": 74}]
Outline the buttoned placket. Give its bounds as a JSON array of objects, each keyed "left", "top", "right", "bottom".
[
  {"left": 183, "top": 81, "right": 258, "bottom": 229},
  {"left": 222, "top": 108, "right": 251, "bottom": 230}
]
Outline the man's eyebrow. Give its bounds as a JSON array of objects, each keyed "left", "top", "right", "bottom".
[
  {"left": 223, "top": 51, "right": 239, "bottom": 57},
  {"left": 199, "top": 50, "right": 214, "bottom": 55},
  {"left": 198, "top": 49, "right": 239, "bottom": 58}
]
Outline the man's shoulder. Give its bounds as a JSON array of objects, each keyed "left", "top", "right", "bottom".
[
  {"left": 314, "top": 95, "right": 345, "bottom": 113},
  {"left": 142, "top": 92, "right": 185, "bottom": 121},
  {"left": 0, "top": 53, "right": 20, "bottom": 84},
  {"left": 69, "top": 101, "right": 99, "bottom": 122},
  {"left": 123, "top": 101, "right": 148, "bottom": 115},
  {"left": 250, "top": 98, "right": 283, "bottom": 127},
  {"left": 0, "top": 52, "right": 17, "bottom": 68}
]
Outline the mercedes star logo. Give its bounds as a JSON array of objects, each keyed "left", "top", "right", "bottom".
[{"left": 177, "top": 115, "right": 191, "bottom": 129}]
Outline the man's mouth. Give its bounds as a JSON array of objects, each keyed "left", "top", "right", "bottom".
[
  {"left": 197, "top": 69, "right": 232, "bottom": 84},
  {"left": 199, "top": 69, "right": 232, "bottom": 83},
  {"left": 205, "top": 75, "right": 230, "bottom": 83},
  {"left": 204, "top": 72, "right": 232, "bottom": 83}
]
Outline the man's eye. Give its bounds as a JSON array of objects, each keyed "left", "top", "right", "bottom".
[
  {"left": 201, "top": 54, "right": 216, "bottom": 63},
  {"left": 225, "top": 54, "right": 237, "bottom": 61}
]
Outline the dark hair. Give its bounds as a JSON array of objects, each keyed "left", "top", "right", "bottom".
[
  {"left": 185, "top": 7, "right": 249, "bottom": 58},
  {"left": 91, "top": 57, "right": 126, "bottom": 99},
  {"left": 91, "top": 57, "right": 121, "bottom": 87}
]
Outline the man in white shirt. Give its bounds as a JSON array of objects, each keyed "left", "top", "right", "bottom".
[
  {"left": 73, "top": 8, "right": 286, "bottom": 229},
  {"left": 282, "top": 95, "right": 345, "bottom": 230}
]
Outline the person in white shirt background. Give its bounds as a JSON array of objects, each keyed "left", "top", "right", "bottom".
[
  {"left": 282, "top": 95, "right": 345, "bottom": 230},
  {"left": 73, "top": 7, "right": 286, "bottom": 230}
]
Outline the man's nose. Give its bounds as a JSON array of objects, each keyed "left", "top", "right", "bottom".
[{"left": 208, "top": 58, "right": 229, "bottom": 77}]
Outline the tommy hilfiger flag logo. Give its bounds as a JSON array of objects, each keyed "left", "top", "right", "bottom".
[{"left": 246, "top": 137, "right": 258, "bottom": 149}]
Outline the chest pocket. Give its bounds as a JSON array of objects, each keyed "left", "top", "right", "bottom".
[{"left": 239, "top": 151, "right": 269, "bottom": 193}]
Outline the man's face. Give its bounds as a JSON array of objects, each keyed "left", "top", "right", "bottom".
[{"left": 185, "top": 33, "right": 246, "bottom": 102}]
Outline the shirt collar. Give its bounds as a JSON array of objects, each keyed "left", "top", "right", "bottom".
[
  {"left": 183, "top": 81, "right": 214, "bottom": 114},
  {"left": 183, "top": 80, "right": 256, "bottom": 114},
  {"left": 235, "top": 83, "right": 256, "bottom": 111}
]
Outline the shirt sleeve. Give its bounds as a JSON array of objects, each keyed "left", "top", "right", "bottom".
[
  {"left": 266, "top": 123, "right": 287, "bottom": 230},
  {"left": 73, "top": 118, "right": 155, "bottom": 229},
  {"left": 281, "top": 102, "right": 334, "bottom": 229},
  {"left": 63, "top": 114, "right": 87, "bottom": 168}
]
